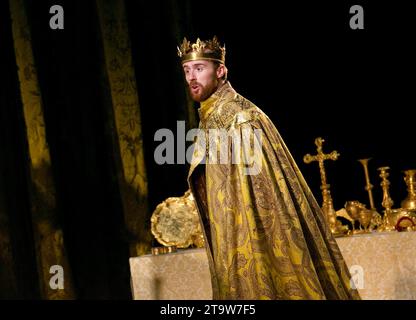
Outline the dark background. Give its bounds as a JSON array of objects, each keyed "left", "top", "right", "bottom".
[{"left": 1, "top": 0, "right": 415, "bottom": 299}]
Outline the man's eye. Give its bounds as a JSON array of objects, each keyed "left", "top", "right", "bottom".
[{"left": 197, "top": 67, "right": 203, "bottom": 72}]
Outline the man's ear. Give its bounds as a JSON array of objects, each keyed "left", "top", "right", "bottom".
[{"left": 216, "top": 64, "right": 225, "bottom": 79}]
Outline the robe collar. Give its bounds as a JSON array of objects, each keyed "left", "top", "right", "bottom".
[
  {"left": 188, "top": 82, "right": 234, "bottom": 181},
  {"left": 198, "top": 81, "right": 233, "bottom": 124}
]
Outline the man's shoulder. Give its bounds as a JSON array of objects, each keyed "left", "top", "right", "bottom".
[{"left": 215, "top": 93, "right": 264, "bottom": 129}]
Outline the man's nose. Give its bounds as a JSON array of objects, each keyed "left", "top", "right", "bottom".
[{"left": 187, "top": 70, "right": 196, "bottom": 81}]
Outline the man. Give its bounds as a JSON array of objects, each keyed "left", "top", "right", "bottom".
[{"left": 178, "top": 36, "right": 360, "bottom": 300}]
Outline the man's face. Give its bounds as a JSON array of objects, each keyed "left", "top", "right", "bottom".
[{"left": 182, "top": 60, "right": 220, "bottom": 102}]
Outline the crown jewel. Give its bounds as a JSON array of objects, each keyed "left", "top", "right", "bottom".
[{"left": 177, "top": 36, "right": 226, "bottom": 64}]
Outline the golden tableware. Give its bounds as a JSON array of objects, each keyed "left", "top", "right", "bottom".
[
  {"left": 151, "top": 246, "right": 178, "bottom": 255},
  {"left": 345, "top": 200, "right": 366, "bottom": 234},
  {"left": 344, "top": 201, "right": 381, "bottom": 234},
  {"left": 377, "top": 167, "right": 396, "bottom": 232},
  {"left": 304, "top": 137, "right": 347, "bottom": 236},
  {"left": 387, "top": 208, "right": 416, "bottom": 232},
  {"left": 151, "top": 190, "right": 205, "bottom": 248},
  {"left": 358, "top": 209, "right": 374, "bottom": 233},
  {"left": 358, "top": 158, "right": 377, "bottom": 210},
  {"left": 401, "top": 169, "right": 416, "bottom": 210}
]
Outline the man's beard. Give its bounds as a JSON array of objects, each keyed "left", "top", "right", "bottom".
[{"left": 188, "top": 80, "right": 218, "bottom": 102}]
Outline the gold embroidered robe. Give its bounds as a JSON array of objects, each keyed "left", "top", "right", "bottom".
[{"left": 188, "top": 82, "right": 360, "bottom": 300}]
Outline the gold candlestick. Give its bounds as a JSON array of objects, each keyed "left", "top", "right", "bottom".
[
  {"left": 304, "top": 137, "right": 346, "bottom": 236},
  {"left": 377, "top": 166, "right": 396, "bottom": 231},
  {"left": 358, "top": 158, "right": 376, "bottom": 210},
  {"left": 401, "top": 169, "right": 416, "bottom": 210}
]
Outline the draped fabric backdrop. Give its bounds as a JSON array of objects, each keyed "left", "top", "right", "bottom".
[
  {"left": 0, "top": 0, "right": 414, "bottom": 299},
  {"left": 0, "top": 0, "right": 196, "bottom": 299}
]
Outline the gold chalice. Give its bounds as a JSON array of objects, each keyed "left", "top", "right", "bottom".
[
  {"left": 358, "top": 209, "right": 374, "bottom": 233},
  {"left": 345, "top": 200, "right": 366, "bottom": 234}
]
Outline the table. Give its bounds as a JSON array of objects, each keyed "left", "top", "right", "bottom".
[
  {"left": 335, "top": 231, "right": 416, "bottom": 299},
  {"left": 129, "top": 248, "right": 212, "bottom": 300},
  {"left": 129, "top": 231, "right": 416, "bottom": 300}
]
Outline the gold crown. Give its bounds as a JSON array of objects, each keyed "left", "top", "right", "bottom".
[{"left": 177, "top": 36, "right": 225, "bottom": 64}]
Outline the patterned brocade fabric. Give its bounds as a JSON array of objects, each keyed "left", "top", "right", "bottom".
[{"left": 188, "top": 82, "right": 361, "bottom": 300}]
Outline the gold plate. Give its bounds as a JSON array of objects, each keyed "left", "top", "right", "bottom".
[{"left": 151, "top": 191, "right": 204, "bottom": 248}]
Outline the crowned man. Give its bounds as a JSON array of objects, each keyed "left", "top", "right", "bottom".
[{"left": 178, "top": 36, "right": 360, "bottom": 300}]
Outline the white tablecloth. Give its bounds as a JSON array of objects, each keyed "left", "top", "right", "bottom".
[{"left": 130, "top": 231, "right": 416, "bottom": 300}]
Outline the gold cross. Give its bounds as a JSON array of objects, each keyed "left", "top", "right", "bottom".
[
  {"left": 303, "top": 137, "right": 339, "bottom": 187},
  {"left": 304, "top": 137, "right": 344, "bottom": 235}
]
